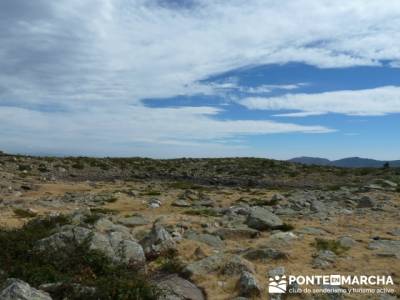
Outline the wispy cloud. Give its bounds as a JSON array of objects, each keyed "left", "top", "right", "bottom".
[{"left": 241, "top": 86, "right": 400, "bottom": 116}]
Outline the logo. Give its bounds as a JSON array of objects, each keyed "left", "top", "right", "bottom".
[{"left": 269, "top": 275, "right": 287, "bottom": 294}]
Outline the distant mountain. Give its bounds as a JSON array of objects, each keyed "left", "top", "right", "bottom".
[
  {"left": 289, "top": 156, "right": 400, "bottom": 168},
  {"left": 288, "top": 157, "right": 331, "bottom": 166}
]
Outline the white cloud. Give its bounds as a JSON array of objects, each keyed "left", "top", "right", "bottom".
[
  {"left": 0, "top": 105, "right": 332, "bottom": 157},
  {"left": 241, "top": 86, "right": 400, "bottom": 116},
  {"left": 1, "top": 1, "right": 400, "bottom": 155}
]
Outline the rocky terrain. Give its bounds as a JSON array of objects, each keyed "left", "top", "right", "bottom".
[{"left": 0, "top": 152, "right": 399, "bottom": 299}]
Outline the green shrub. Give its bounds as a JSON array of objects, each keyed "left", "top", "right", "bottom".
[{"left": 313, "top": 238, "right": 349, "bottom": 255}]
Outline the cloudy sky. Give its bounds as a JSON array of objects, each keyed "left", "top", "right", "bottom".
[{"left": 1, "top": 0, "right": 399, "bottom": 159}]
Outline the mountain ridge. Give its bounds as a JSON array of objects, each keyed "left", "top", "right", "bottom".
[{"left": 289, "top": 156, "right": 400, "bottom": 168}]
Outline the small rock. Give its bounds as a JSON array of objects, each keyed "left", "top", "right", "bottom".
[{"left": 337, "top": 236, "right": 356, "bottom": 248}]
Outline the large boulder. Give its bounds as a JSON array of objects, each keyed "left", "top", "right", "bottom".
[
  {"left": 0, "top": 278, "right": 52, "bottom": 300},
  {"left": 35, "top": 224, "right": 145, "bottom": 266},
  {"left": 246, "top": 207, "right": 283, "bottom": 230}
]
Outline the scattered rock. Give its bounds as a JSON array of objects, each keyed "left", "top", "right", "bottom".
[{"left": 0, "top": 278, "right": 52, "bottom": 300}]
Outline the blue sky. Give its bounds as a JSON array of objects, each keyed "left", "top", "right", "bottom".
[{"left": 0, "top": 1, "right": 399, "bottom": 159}]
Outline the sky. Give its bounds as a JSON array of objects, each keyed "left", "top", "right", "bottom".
[{"left": 0, "top": 0, "right": 399, "bottom": 160}]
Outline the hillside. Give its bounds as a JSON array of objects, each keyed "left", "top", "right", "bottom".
[{"left": 0, "top": 153, "right": 399, "bottom": 299}]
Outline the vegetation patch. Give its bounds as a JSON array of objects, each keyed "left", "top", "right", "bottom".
[
  {"left": 0, "top": 216, "right": 159, "bottom": 299},
  {"left": 313, "top": 238, "right": 349, "bottom": 255}
]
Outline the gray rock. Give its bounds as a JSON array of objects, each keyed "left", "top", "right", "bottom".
[
  {"left": 183, "top": 254, "right": 225, "bottom": 277},
  {"left": 172, "top": 199, "right": 191, "bottom": 207},
  {"left": 295, "top": 227, "right": 327, "bottom": 235},
  {"left": 117, "top": 215, "right": 150, "bottom": 227},
  {"left": 243, "top": 247, "right": 287, "bottom": 261},
  {"left": 0, "top": 278, "right": 52, "bottom": 300},
  {"left": 36, "top": 224, "right": 146, "bottom": 266},
  {"left": 312, "top": 250, "right": 337, "bottom": 269},
  {"left": 268, "top": 231, "right": 298, "bottom": 246},
  {"left": 238, "top": 271, "right": 261, "bottom": 297},
  {"left": 39, "top": 282, "right": 96, "bottom": 298},
  {"left": 148, "top": 198, "right": 162, "bottom": 208},
  {"left": 357, "top": 196, "right": 376, "bottom": 208},
  {"left": 213, "top": 227, "right": 259, "bottom": 240},
  {"left": 311, "top": 200, "right": 327, "bottom": 213},
  {"left": 246, "top": 207, "right": 283, "bottom": 230},
  {"left": 388, "top": 228, "right": 400, "bottom": 237},
  {"left": 368, "top": 239, "right": 400, "bottom": 258},
  {"left": 337, "top": 236, "right": 356, "bottom": 248},
  {"left": 140, "top": 223, "right": 176, "bottom": 259},
  {"left": 268, "top": 266, "right": 285, "bottom": 278},
  {"left": 156, "top": 274, "right": 205, "bottom": 300},
  {"left": 184, "top": 230, "right": 224, "bottom": 248},
  {"left": 221, "top": 255, "right": 254, "bottom": 276}
]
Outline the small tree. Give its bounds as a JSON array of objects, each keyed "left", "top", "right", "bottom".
[{"left": 383, "top": 162, "right": 390, "bottom": 169}]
